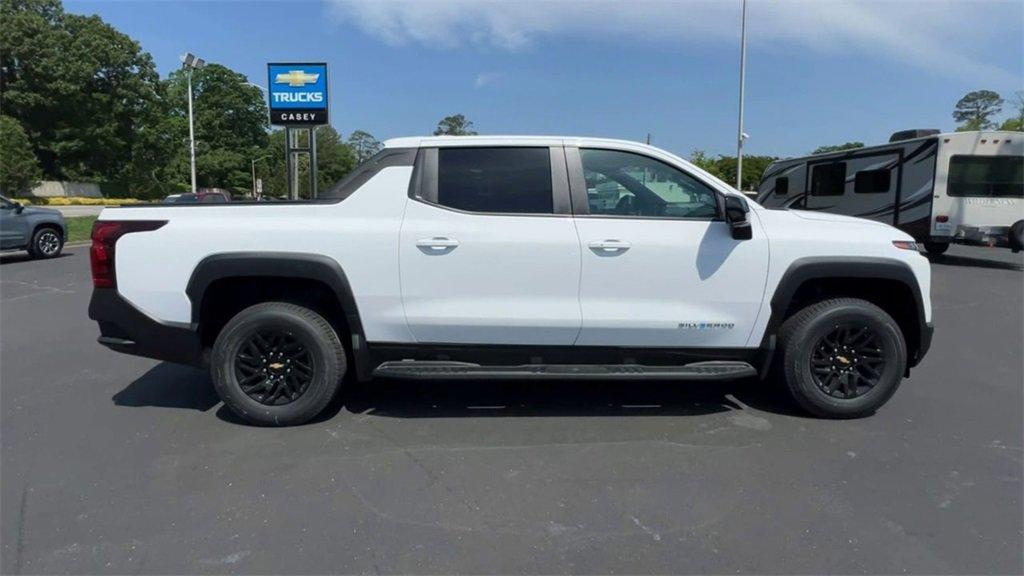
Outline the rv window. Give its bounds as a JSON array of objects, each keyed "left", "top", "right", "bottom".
[
  {"left": 810, "top": 163, "right": 846, "bottom": 196},
  {"left": 774, "top": 177, "right": 789, "bottom": 196},
  {"left": 854, "top": 169, "right": 891, "bottom": 194},
  {"left": 948, "top": 155, "right": 1023, "bottom": 198}
]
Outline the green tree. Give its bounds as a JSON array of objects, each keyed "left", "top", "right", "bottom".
[
  {"left": 688, "top": 151, "right": 776, "bottom": 191},
  {"left": 315, "top": 126, "right": 357, "bottom": 192},
  {"left": 812, "top": 142, "right": 865, "bottom": 154},
  {"left": 0, "top": 115, "right": 42, "bottom": 194},
  {"left": 689, "top": 150, "right": 725, "bottom": 180},
  {"left": 713, "top": 155, "right": 778, "bottom": 191},
  {"left": 1, "top": 0, "right": 165, "bottom": 188},
  {"left": 347, "top": 130, "right": 382, "bottom": 163},
  {"left": 999, "top": 91, "right": 1023, "bottom": 132},
  {"left": 162, "top": 63, "right": 268, "bottom": 192},
  {"left": 433, "top": 114, "right": 477, "bottom": 136},
  {"left": 258, "top": 126, "right": 357, "bottom": 198},
  {"left": 953, "top": 90, "right": 1003, "bottom": 131}
]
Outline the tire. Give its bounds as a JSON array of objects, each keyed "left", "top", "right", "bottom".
[
  {"left": 1009, "top": 220, "right": 1024, "bottom": 252},
  {"left": 27, "top": 226, "right": 63, "bottom": 259},
  {"left": 210, "top": 302, "right": 346, "bottom": 426},
  {"left": 777, "top": 298, "right": 906, "bottom": 419},
  {"left": 923, "top": 241, "right": 948, "bottom": 256}
]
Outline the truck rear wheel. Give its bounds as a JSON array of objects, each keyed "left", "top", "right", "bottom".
[
  {"left": 210, "top": 302, "right": 346, "bottom": 426},
  {"left": 777, "top": 298, "right": 906, "bottom": 419}
]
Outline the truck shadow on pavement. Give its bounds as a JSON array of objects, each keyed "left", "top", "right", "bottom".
[
  {"left": 111, "top": 362, "right": 806, "bottom": 425},
  {"left": 112, "top": 362, "right": 220, "bottom": 411},
  {"left": 925, "top": 253, "right": 1023, "bottom": 271}
]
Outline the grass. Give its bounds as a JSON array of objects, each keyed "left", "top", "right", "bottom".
[{"left": 66, "top": 216, "right": 98, "bottom": 244}]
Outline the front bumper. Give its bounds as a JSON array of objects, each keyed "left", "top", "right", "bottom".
[
  {"left": 910, "top": 322, "right": 934, "bottom": 368},
  {"left": 89, "top": 289, "right": 203, "bottom": 366}
]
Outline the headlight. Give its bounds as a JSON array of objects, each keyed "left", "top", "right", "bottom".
[{"left": 892, "top": 240, "right": 922, "bottom": 251}]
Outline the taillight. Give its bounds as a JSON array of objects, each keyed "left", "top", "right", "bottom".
[
  {"left": 935, "top": 215, "right": 949, "bottom": 223},
  {"left": 90, "top": 220, "right": 166, "bottom": 288}
]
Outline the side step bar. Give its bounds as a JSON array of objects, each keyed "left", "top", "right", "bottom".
[{"left": 372, "top": 360, "right": 756, "bottom": 381}]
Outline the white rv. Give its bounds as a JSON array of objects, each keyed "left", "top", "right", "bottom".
[{"left": 756, "top": 130, "right": 1023, "bottom": 254}]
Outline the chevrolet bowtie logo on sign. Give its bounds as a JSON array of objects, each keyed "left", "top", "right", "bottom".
[
  {"left": 275, "top": 70, "right": 320, "bottom": 87},
  {"left": 267, "top": 63, "right": 328, "bottom": 125}
]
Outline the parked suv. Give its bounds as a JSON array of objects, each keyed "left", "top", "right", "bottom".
[
  {"left": 0, "top": 195, "right": 68, "bottom": 258},
  {"left": 89, "top": 137, "right": 933, "bottom": 426}
]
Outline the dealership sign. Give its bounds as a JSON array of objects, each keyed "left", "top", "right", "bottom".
[{"left": 267, "top": 63, "right": 328, "bottom": 125}]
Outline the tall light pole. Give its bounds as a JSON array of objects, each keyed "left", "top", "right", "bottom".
[
  {"left": 735, "top": 0, "right": 748, "bottom": 191},
  {"left": 180, "top": 53, "right": 206, "bottom": 194}
]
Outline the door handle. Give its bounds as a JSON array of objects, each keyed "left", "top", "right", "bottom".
[
  {"left": 588, "top": 239, "right": 631, "bottom": 252},
  {"left": 416, "top": 237, "right": 460, "bottom": 250}
]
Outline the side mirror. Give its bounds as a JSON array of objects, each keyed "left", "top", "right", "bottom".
[
  {"left": 14, "top": 202, "right": 24, "bottom": 214},
  {"left": 724, "top": 195, "right": 752, "bottom": 240}
]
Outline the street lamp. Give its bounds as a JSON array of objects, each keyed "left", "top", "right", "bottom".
[
  {"left": 180, "top": 52, "right": 206, "bottom": 194},
  {"left": 251, "top": 155, "right": 270, "bottom": 199},
  {"left": 733, "top": 0, "right": 749, "bottom": 191}
]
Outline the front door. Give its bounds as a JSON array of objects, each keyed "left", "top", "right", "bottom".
[
  {"left": 569, "top": 147, "right": 769, "bottom": 348},
  {"left": 399, "top": 146, "right": 581, "bottom": 345},
  {"left": 0, "top": 198, "right": 28, "bottom": 249}
]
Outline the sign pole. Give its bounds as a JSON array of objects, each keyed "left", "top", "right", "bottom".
[
  {"left": 310, "top": 126, "right": 318, "bottom": 198},
  {"left": 285, "top": 127, "right": 294, "bottom": 200}
]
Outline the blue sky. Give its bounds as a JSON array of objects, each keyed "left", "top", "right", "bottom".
[{"left": 67, "top": 0, "right": 1023, "bottom": 159}]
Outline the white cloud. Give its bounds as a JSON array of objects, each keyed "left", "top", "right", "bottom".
[
  {"left": 473, "top": 71, "right": 505, "bottom": 89},
  {"left": 327, "top": 0, "right": 1022, "bottom": 84}
]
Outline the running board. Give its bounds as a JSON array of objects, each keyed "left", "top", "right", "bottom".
[{"left": 372, "top": 360, "right": 756, "bottom": 381}]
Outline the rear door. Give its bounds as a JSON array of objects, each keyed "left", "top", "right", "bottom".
[
  {"left": 399, "top": 146, "right": 582, "bottom": 345},
  {"left": 568, "top": 147, "right": 769, "bottom": 348}
]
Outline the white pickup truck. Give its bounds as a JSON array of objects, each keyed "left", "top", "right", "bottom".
[{"left": 89, "top": 136, "right": 933, "bottom": 426}]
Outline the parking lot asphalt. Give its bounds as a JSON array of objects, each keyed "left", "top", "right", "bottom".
[{"left": 1, "top": 246, "right": 1021, "bottom": 575}]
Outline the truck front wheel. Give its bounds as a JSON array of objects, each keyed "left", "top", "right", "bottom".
[
  {"left": 777, "top": 298, "right": 906, "bottom": 419},
  {"left": 210, "top": 302, "right": 346, "bottom": 426}
]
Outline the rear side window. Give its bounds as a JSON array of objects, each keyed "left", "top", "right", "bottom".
[
  {"left": 948, "top": 155, "right": 1023, "bottom": 198},
  {"left": 854, "top": 169, "right": 891, "bottom": 194},
  {"left": 437, "top": 147, "right": 553, "bottom": 214},
  {"left": 810, "top": 163, "right": 846, "bottom": 196}
]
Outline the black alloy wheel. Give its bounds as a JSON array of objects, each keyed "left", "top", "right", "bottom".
[
  {"left": 809, "top": 323, "right": 886, "bottom": 399},
  {"left": 234, "top": 329, "right": 315, "bottom": 406}
]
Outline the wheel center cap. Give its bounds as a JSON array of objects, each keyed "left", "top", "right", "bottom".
[
  {"left": 836, "top": 356, "right": 851, "bottom": 365},
  {"left": 268, "top": 362, "right": 285, "bottom": 371}
]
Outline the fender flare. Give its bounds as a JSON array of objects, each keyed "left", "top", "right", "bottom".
[
  {"left": 764, "top": 256, "right": 931, "bottom": 367},
  {"left": 185, "top": 252, "right": 371, "bottom": 379}
]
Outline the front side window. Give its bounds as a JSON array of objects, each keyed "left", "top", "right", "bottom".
[
  {"left": 436, "top": 147, "right": 553, "bottom": 214},
  {"left": 810, "top": 163, "right": 846, "bottom": 196},
  {"left": 948, "top": 155, "right": 1023, "bottom": 198},
  {"left": 580, "top": 149, "right": 718, "bottom": 219}
]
